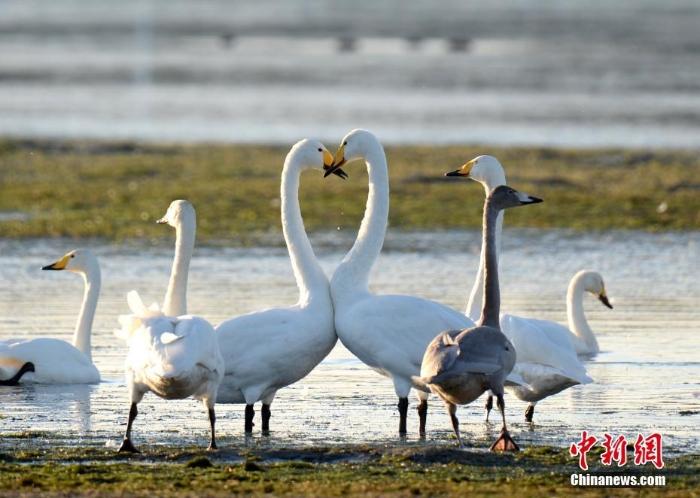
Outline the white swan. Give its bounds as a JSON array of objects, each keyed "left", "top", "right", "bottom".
[
  {"left": 215, "top": 139, "right": 343, "bottom": 434},
  {"left": 322, "top": 129, "right": 482, "bottom": 436},
  {"left": 417, "top": 185, "right": 542, "bottom": 450},
  {"left": 447, "top": 156, "right": 610, "bottom": 422},
  {"left": 115, "top": 200, "right": 224, "bottom": 452},
  {"left": 0, "top": 249, "right": 100, "bottom": 385}
]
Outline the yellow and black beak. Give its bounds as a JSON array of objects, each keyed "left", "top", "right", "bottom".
[
  {"left": 42, "top": 253, "right": 71, "bottom": 271},
  {"left": 445, "top": 158, "right": 477, "bottom": 178},
  {"left": 598, "top": 290, "right": 613, "bottom": 309},
  {"left": 323, "top": 143, "right": 348, "bottom": 179}
]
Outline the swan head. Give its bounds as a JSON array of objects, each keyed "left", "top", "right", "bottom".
[
  {"left": 488, "top": 185, "right": 542, "bottom": 211},
  {"left": 579, "top": 270, "right": 613, "bottom": 309},
  {"left": 42, "top": 249, "right": 98, "bottom": 274},
  {"left": 445, "top": 155, "right": 506, "bottom": 192},
  {"left": 290, "top": 138, "right": 348, "bottom": 179},
  {"left": 324, "top": 129, "right": 379, "bottom": 177},
  {"left": 157, "top": 199, "right": 196, "bottom": 228}
]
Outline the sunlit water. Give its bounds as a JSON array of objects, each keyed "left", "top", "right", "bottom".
[{"left": 0, "top": 230, "right": 698, "bottom": 455}]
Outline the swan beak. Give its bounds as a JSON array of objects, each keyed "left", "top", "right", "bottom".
[
  {"left": 516, "top": 191, "right": 543, "bottom": 204},
  {"left": 445, "top": 158, "right": 477, "bottom": 177},
  {"left": 322, "top": 148, "right": 348, "bottom": 179},
  {"left": 598, "top": 291, "right": 613, "bottom": 309},
  {"left": 42, "top": 253, "right": 70, "bottom": 271},
  {"left": 156, "top": 217, "right": 168, "bottom": 224},
  {"left": 324, "top": 143, "right": 348, "bottom": 178}
]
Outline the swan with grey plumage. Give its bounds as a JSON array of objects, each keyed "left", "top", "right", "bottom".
[
  {"left": 416, "top": 185, "right": 542, "bottom": 450},
  {"left": 448, "top": 156, "right": 610, "bottom": 422}
]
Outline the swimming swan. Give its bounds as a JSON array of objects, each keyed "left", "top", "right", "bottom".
[
  {"left": 115, "top": 200, "right": 224, "bottom": 452},
  {"left": 322, "top": 129, "right": 482, "bottom": 436},
  {"left": 0, "top": 249, "right": 101, "bottom": 385},
  {"left": 448, "top": 156, "right": 609, "bottom": 422},
  {"left": 416, "top": 185, "right": 542, "bottom": 450},
  {"left": 215, "top": 139, "right": 344, "bottom": 434}
]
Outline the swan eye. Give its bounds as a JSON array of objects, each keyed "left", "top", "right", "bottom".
[
  {"left": 70, "top": 254, "right": 75, "bottom": 258},
  {"left": 343, "top": 141, "right": 347, "bottom": 146},
  {"left": 317, "top": 148, "right": 322, "bottom": 152}
]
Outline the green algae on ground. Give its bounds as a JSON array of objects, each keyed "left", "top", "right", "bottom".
[
  {"left": 0, "top": 139, "right": 698, "bottom": 243},
  {"left": 0, "top": 444, "right": 697, "bottom": 497}
]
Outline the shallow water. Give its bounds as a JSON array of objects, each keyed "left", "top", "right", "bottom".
[{"left": 0, "top": 230, "right": 698, "bottom": 455}]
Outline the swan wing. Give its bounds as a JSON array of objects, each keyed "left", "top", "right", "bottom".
[{"left": 501, "top": 314, "right": 592, "bottom": 385}]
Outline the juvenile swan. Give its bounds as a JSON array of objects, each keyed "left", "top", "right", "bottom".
[
  {"left": 215, "top": 139, "right": 344, "bottom": 434},
  {"left": 116, "top": 201, "right": 224, "bottom": 452},
  {"left": 417, "top": 185, "right": 542, "bottom": 450},
  {"left": 323, "top": 129, "right": 480, "bottom": 436},
  {"left": 0, "top": 249, "right": 101, "bottom": 385},
  {"left": 448, "top": 156, "right": 608, "bottom": 422}
]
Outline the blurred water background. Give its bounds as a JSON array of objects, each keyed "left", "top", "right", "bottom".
[{"left": 1, "top": 0, "right": 700, "bottom": 147}]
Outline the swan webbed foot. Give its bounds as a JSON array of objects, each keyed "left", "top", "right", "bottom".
[
  {"left": 525, "top": 404, "right": 535, "bottom": 423},
  {"left": 490, "top": 428, "right": 520, "bottom": 452},
  {"left": 118, "top": 438, "right": 140, "bottom": 454}
]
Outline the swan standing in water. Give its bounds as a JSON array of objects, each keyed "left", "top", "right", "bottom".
[
  {"left": 417, "top": 185, "right": 542, "bottom": 450},
  {"left": 215, "top": 139, "right": 345, "bottom": 434},
  {"left": 322, "top": 129, "right": 481, "bottom": 436},
  {"left": 116, "top": 200, "right": 223, "bottom": 452},
  {"left": 447, "top": 156, "right": 610, "bottom": 422},
  {"left": 0, "top": 249, "right": 100, "bottom": 385}
]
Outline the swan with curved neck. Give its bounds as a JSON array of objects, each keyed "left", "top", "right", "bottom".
[
  {"left": 215, "top": 139, "right": 341, "bottom": 434},
  {"left": 323, "top": 129, "right": 484, "bottom": 437},
  {"left": 417, "top": 185, "right": 542, "bottom": 450},
  {"left": 447, "top": 156, "right": 610, "bottom": 422},
  {"left": 0, "top": 249, "right": 101, "bottom": 385},
  {"left": 115, "top": 200, "right": 224, "bottom": 453}
]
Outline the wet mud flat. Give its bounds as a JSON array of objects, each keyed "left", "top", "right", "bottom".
[{"left": 0, "top": 436, "right": 697, "bottom": 497}]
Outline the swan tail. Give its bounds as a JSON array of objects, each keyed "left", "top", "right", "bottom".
[
  {"left": 116, "top": 291, "right": 165, "bottom": 341},
  {"left": 0, "top": 361, "right": 35, "bottom": 386}
]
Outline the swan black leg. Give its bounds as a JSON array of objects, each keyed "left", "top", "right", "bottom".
[
  {"left": 417, "top": 399, "right": 428, "bottom": 437},
  {"left": 485, "top": 395, "right": 494, "bottom": 422},
  {"left": 525, "top": 403, "right": 535, "bottom": 423},
  {"left": 398, "top": 397, "right": 409, "bottom": 435},
  {"left": 244, "top": 404, "right": 255, "bottom": 434},
  {"left": 490, "top": 393, "right": 519, "bottom": 452},
  {"left": 261, "top": 404, "right": 271, "bottom": 435},
  {"left": 118, "top": 403, "right": 140, "bottom": 453},
  {"left": 208, "top": 408, "right": 217, "bottom": 450}
]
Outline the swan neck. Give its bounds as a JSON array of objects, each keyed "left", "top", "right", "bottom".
[
  {"left": 163, "top": 215, "right": 195, "bottom": 316},
  {"left": 282, "top": 157, "right": 326, "bottom": 304},
  {"left": 74, "top": 266, "right": 100, "bottom": 361},
  {"left": 332, "top": 144, "right": 388, "bottom": 299},
  {"left": 478, "top": 202, "right": 501, "bottom": 328},
  {"left": 467, "top": 210, "right": 503, "bottom": 321},
  {"left": 567, "top": 276, "right": 599, "bottom": 351}
]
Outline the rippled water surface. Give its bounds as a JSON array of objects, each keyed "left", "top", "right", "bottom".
[{"left": 0, "top": 230, "right": 698, "bottom": 455}]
